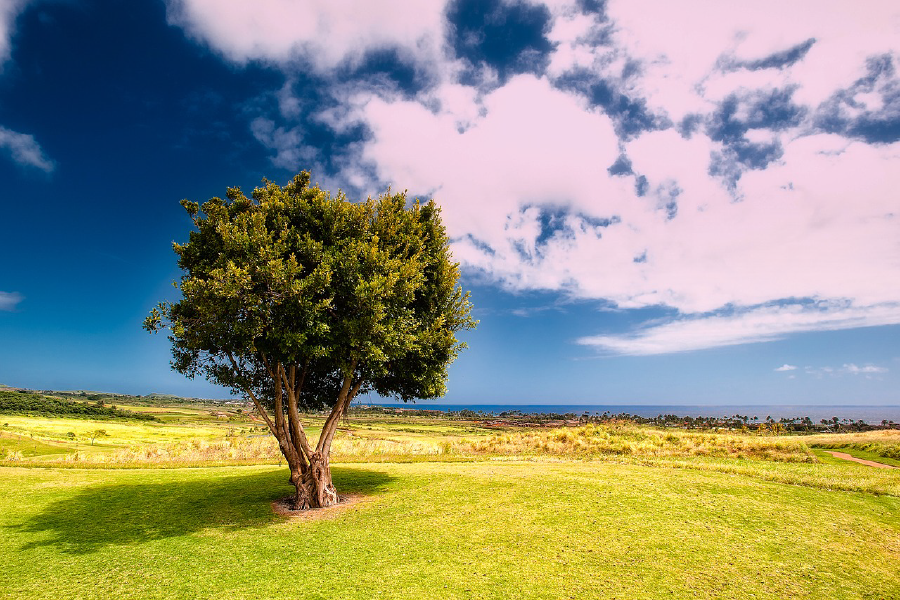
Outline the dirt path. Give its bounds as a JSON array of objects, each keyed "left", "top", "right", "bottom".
[{"left": 825, "top": 451, "right": 898, "bottom": 469}]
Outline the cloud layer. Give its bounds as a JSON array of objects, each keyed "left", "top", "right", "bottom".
[
  {"left": 169, "top": 0, "right": 900, "bottom": 354},
  {"left": 166, "top": 0, "right": 448, "bottom": 72}
]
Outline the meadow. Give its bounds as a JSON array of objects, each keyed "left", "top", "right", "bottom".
[{"left": 1, "top": 395, "right": 898, "bottom": 599}]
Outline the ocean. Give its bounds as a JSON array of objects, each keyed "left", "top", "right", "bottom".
[{"left": 355, "top": 403, "right": 900, "bottom": 423}]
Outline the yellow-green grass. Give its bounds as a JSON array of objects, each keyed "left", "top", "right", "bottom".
[
  {"left": 0, "top": 431, "right": 71, "bottom": 459},
  {"left": 455, "top": 422, "right": 816, "bottom": 462},
  {"left": 0, "top": 415, "right": 230, "bottom": 447},
  {"left": 0, "top": 461, "right": 898, "bottom": 599},
  {"left": 5, "top": 415, "right": 899, "bottom": 496},
  {"left": 805, "top": 429, "right": 900, "bottom": 446}
]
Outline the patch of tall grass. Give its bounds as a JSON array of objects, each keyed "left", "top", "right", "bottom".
[
  {"left": 80, "top": 437, "right": 282, "bottom": 464},
  {"left": 26, "top": 421, "right": 820, "bottom": 467},
  {"left": 51, "top": 434, "right": 448, "bottom": 466},
  {"left": 461, "top": 421, "right": 814, "bottom": 462}
]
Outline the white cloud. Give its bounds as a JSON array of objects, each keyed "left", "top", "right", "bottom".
[
  {"left": 842, "top": 363, "right": 888, "bottom": 375},
  {"left": 173, "top": 0, "right": 900, "bottom": 355},
  {"left": 802, "top": 363, "right": 890, "bottom": 378},
  {"left": 354, "top": 74, "right": 623, "bottom": 243},
  {"left": 775, "top": 364, "right": 797, "bottom": 371},
  {"left": 0, "top": 2, "right": 55, "bottom": 172},
  {"left": 249, "top": 117, "right": 312, "bottom": 171},
  {"left": 0, "top": 0, "right": 29, "bottom": 68},
  {"left": 577, "top": 302, "right": 900, "bottom": 356},
  {"left": 341, "top": 8, "right": 899, "bottom": 353},
  {"left": 0, "top": 291, "right": 23, "bottom": 311},
  {"left": 165, "top": 0, "right": 449, "bottom": 72},
  {"left": 0, "top": 126, "right": 54, "bottom": 172},
  {"left": 598, "top": 0, "right": 900, "bottom": 120},
  {"left": 354, "top": 95, "right": 900, "bottom": 321}
]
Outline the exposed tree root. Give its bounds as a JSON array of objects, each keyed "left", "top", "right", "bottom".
[{"left": 271, "top": 493, "right": 367, "bottom": 520}]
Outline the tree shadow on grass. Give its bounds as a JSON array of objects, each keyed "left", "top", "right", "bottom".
[{"left": 15, "top": 466, "right": 392, "bottom": 554}]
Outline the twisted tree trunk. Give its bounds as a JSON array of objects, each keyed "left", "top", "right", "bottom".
[
  {"left": 242, "top": 355, "right": 363, "bottom": 510},
  {"left": 298, "top": 452, "right": 337, "bottom": 508}
]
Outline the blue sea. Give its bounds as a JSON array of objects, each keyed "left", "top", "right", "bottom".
[{"left": 355, "top": 403, "right": 900, "bottom": 423}]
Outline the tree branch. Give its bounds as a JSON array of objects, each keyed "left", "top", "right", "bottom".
[
  {"left": 316, "top": 360, "right": 358, "bottom": 454},
  {"left": 226, "top": 352, "right": 277, "bottom": 437},
  {"left": 284, "top": 361, "right": 313, "bottom": 460}
]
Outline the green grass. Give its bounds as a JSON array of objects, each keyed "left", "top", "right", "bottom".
[
  {"left": 0, "top": 431, "right": 71, "bottom": 458},
  {"left": 2, "top": 411, "right": 900, "bottom": 598},
  {"left": 0, "top": 461, "right": 898, "bottom": 599}
]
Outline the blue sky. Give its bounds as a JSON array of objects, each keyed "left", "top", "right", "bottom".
[{"left": 0, "top": 0, "right": 898, "bottom": 406}]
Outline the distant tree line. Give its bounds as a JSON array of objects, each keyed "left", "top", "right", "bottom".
[
  {"left": 592, "top": 412, "right": 895, "bottom": 433},
  {"left": 0, "top": 391, "right": 157, "bottom": 421},
  {"left": 351, "top": 405, "right": 897, "bottom": 432}
]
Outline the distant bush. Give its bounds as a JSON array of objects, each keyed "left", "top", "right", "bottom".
[{"left": 0, "top": 391, "right": 157, "bottom": 421}]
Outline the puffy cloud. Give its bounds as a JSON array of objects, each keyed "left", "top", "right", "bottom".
[
  {"left": 354, "top": 74, "right": 623, "bottom": 245},
  {"left": 0, "top": 291, "right": 23, "bottom": 312},
  {"left": 175, "top": 0, "right": 900, "bottom": 354},
  {"left": 775, "top": 364, "right": 797, "bottom": 372},
  {"left": 0, "top": 126, "right": 54, "bottom": 172},
  {"left": 343, "top": 0, "right": 899, "bottom": 354},
  {"left": 595, "top": 0, "right": 900, "bottom": 121},
  {"left": 165, "top": 0, "right": 449, "bottom": 72},
  {"left": 356, "top": 93, "right": 900, "bottom": 320},
  {"left": 0, "top": 0, "right": 29, "bottom": 68}
]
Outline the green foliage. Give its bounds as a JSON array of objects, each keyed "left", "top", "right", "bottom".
[
  {"left": 146, "top": 171, "right": 476, "bottom": 411},
  {"left": 0, "top": 391, "right": 157, "bottom": 421}
]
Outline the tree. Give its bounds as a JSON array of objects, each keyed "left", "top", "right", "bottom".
[{"left": 145, "top": 172, "right": 476, "bottom": 509}]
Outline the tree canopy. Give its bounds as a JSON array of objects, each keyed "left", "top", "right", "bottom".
[{"left": 145, "top": 172, "right": 475, "bottom": 507}]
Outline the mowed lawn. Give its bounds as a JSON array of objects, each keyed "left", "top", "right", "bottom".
[{"left": 1, "top": 461, "right": 898, "bottom": 600}]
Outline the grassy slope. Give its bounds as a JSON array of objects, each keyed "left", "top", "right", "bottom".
[
  {"left": 0, "top": 415, "right": 237, "bottom": 446},
  {"left": 0, "top": 431, "right": 71, "bottom": 458},
  {"left": 0, "top": 462, "right": 898, "bottom": 600}
]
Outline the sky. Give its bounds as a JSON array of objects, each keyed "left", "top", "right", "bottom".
[{"left": 0, "top": 0, "right": 898, "bottom": 407}]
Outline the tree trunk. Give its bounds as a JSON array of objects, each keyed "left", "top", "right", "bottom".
[
  {"left": 290, "top": 467, "right": 311, "bottom": 509},
  {"left": 292, "top": 451, "right": 337, "bottom": 509},
  {"left": 249, "top": 357, "right": 363, "bottom": 510}
]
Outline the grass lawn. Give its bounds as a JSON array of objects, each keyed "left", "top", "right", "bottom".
[{"left": 1, "top": 461, "right": 898, "bottom": 600}]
